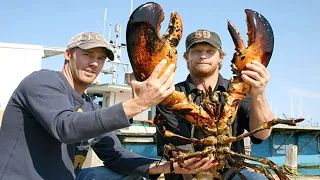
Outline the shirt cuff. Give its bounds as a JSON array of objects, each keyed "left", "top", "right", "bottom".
[{"left": 98, "top": 103, "right": 131, "bottom": 132}]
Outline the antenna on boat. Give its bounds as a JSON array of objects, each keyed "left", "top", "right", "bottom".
[
  {"left": 290, "top": 96, "right": 293, "bottom": 118},
  {"left": 103, "top": 8, "right": 107, "bottom": 37},
  {"left": 130, "top": 0, "right": 133, "bottom": 15},
  {"left": 299, "top": 96, "right": 302, "bottom": 117},
  {"left": 101, "top": 18, "right": 130, "bottom": 84},
  {"left": 108, "top": 23, "right": 112, "bottom": 41},
  {"left": 110, "top": 24, "right": 121, "bottom": 84}
]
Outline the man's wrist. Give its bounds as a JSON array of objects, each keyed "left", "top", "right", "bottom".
[
  {"left": 149, "top": 161, "right": 169, "bottom": 175},
  {"left": 123, "top": 98, "right": 148, "bottom": 119},
  {"left": 250, "top": 93, "right": 266, "bottom": 102}
]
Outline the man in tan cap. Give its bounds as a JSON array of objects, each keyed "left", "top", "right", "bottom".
[{"left": 0, "top": 31, "right": 215, "bottom": 180}]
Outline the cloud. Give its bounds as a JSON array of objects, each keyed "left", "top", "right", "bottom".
[{"left": 288, "top": 88, "right": 320, "bottom": 99}]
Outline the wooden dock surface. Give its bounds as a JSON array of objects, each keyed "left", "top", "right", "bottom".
[{"left": 288, "top": 176, "right": 320, "bottom": 180}]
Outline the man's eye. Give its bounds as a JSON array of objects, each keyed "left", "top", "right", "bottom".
[{"left": 208, "top": 49, "right": 216, "bottom": 54}]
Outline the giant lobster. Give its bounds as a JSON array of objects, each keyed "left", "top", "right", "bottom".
[{"left": 126, "top": 2, "right": 304, "bottom": 180}]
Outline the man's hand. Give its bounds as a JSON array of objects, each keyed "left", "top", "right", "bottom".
[
  {"left": 123, "top": 59, "right": 175, "bottom": 119},
  {"left": 173, "top": 157, "right": 218, "bottom": 174},
  {"left": 241, "top": 60, "right": 270, "bottom": 98}
]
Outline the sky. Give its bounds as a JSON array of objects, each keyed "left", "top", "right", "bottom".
[{"left": 1, "top": 0, "right": 319, "bottom": 127}]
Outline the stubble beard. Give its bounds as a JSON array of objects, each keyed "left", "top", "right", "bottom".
[
  {"left": 80, "top": 72, "right": 96, "bottom": 85},
  {"left": 190, "top": 65, "right": 218, "bottom": 78},
  {"left": 72, "top": 70, "right": 96, "bottom": 88}
]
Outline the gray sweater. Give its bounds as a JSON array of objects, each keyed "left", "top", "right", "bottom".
[{"left": 0, "top": 70, "right": 157, "bottom": 180}]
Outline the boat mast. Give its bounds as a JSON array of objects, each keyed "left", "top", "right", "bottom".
[{"left": 101, "top": 9, "right": 130, "bottom": 85}]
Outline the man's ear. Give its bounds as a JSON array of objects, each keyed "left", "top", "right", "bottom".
[
  {"left": 183, "top": 52, "right": 190, "bottom": 69},
  {"left": 64, "top": 49, "right": 72, "bottom": 62},
  {"left": 183, "top": 52, "right": 189, "bottom": 62}
]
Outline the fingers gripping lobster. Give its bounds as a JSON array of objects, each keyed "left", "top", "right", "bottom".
[{"left": 126, "top": 2, "right": 304, "bottom": 180}]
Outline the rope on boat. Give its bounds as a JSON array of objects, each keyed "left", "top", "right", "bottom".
[{"left": 282, "top": 164, "right": 299, "bottom": 176}]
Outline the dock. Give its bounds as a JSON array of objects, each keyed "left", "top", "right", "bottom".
[{"left": 250, "top": 125, "right": 320, "bottom": 168}]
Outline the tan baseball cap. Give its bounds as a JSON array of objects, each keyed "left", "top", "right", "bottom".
[{"left": 67, "top": 32, "right": 114, "bottom": 61}]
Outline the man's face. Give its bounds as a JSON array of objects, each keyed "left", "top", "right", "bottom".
[
  {"left": 66, "top": 47, "right": 107, "bottom": 86},
  {"left": 186, "top": 42, "right": 222, "bottom": 77}
]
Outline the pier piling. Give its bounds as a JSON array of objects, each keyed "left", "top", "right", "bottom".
[{"left": 285, "top": 145, "right": 298, "bottom": 175}]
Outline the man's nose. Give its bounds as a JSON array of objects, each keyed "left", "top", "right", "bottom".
[
  {"left": 200, "top": 53, "right": 207, "bottom": 59},
  {"left": 90, "top": 59, "right": 99, "bottom": 67}
]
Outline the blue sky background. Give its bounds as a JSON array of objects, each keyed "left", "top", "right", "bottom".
[{"left": 1, "top": 0, "right": 319, "bottom": 127}]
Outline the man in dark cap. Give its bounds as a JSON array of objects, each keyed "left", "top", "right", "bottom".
[{"left": 155, "top": 29, "right": 274, "bottom": 180}]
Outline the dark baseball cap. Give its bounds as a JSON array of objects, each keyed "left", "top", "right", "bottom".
[
  {"left": 67, "top": 32, "right": 114, "bottom": 61},
  {"left": 185, "top": 29, "right": 222, "bottom": 51}
]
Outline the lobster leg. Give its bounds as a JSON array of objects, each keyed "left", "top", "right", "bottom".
[
  {"left": 227, "top": 156, "right": 274, "bottom": 180},
  {"left": 164, "top": 143, "right": 192, "bottom": 154},
  {"left": 238, "top": 162, "right": 274, "bottom": 180},
  {"left": 162, "top": 145, "right": 191, "bottom": 168},
  {"left": 164, "top": 144, "right": 216, "bottom": 162},
  {"left": 155, "top": 114, "right": 218, "bottom": 146},
  {"left": 162, "top": 144, "right": 191, "bottom": 163},
  {"left": 225, "top": 164, "right": 247, "bottom": 180},
  {"left": 223, "top": 118, "right": 304, "bottom": 144},
  {"left": 161, "top": 128, "right": 218, "bottom": 146},
  {"left": 163, "top": 144, "right": 215, "bottom": 169},
  {"left": 225, "top": 150, "right": 289, "bottom": 180}
]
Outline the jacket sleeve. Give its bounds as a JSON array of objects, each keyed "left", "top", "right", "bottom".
[
  {"left": 91, "top": 132, "right": 160, "bottom": 179},
  {"left": 16, "top": 71, "right": 130, "bottom": 143}
]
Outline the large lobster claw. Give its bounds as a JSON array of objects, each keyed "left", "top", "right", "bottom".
[
  {"left": 228, "top": 9, "right": 274, "bottom": 75},
  {"left": 126, "top": 2, "right": 182, "bottom": 81},
  {"left": 126, "top": 3, "right": 214, "bottom": 129}
]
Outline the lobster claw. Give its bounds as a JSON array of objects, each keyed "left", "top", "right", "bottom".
[
  {"left": 126, "top": 2, "right": 183, "bottom": 81},
  {"left": 126, "top": 3, "right": 214, "bottom": 130},
  {"left": 228, "top": 9, "right": 274, "bottom": 75}
]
